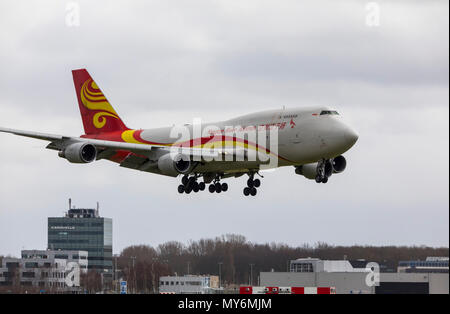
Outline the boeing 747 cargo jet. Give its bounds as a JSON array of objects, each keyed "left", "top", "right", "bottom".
[{"left": 0, "top": 69, "right": 358, "bottom": 196}]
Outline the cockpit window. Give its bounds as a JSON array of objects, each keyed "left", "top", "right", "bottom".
[{"left": 320, "top": 110, "right": 339, "bottom": 116}]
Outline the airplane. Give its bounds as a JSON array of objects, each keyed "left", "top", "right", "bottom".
[{"left": 0, "top": 69, "right": 358, "bottom": 196}]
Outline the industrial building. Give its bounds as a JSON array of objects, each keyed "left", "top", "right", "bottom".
[
  {"left": 290, "top": 257, "right": 369, "bottom": 273},
  {"left": 398, "top": 257, "right": 448, "bottom": 273},
  {"left": 260, "top": 257, "right": 449, "bottom": 294},
  {"left": 0, "top": 249, "right": 88, "bottom": 293},
  {"left": 47, "top": 201, "right": 113, "bottom": 284},
  {"left": 159, "top": 275, "right": 220, "bottom": 294}
]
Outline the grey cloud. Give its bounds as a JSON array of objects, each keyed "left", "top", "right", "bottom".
[{"left": 0, "top": 0, "right": 448, "bottom": 256}]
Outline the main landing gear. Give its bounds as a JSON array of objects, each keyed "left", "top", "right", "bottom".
[
  {"left": 243, "top": 174, "right": 261, "bottom": 197},
  {"left": 178, "top": 173, "right": 262, "bottom": 196},
  {"left": 178, "top": 175, "right": 206, "bottom": 194},
  {"left": 178, "top": 175, "right": 229, "bottom": 194},
  {"left": 208, "top": 176, "right": 228, "bottom": 194}
]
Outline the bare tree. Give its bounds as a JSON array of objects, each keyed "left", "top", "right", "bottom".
[
  {"left": 80, "top": 270, "right": 102, "bottom": 294},
  {"left": 117, "top": 234, "right": 449, "bottom": 291}
]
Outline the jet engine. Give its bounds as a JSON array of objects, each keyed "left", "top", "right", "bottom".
[
  {"left": 331, "top": 155, "right": 347, "bottom": 173},
  {"left": 295, "top": 161, "right": 332, "bottom": 179},
  {"left": 58, "top": 143, "right": 97, "bottom": 164},
  {"left": 157, "top": 153, "right": 192, "bottom": 177},
  {"left": 295, "top": 155, "right": 347, "bottom": 180}
]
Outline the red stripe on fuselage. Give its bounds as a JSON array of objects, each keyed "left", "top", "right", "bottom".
[
  {"left": 133, "top": 130, "right": 273, "bottom": 155},
  {"left": 82, "top": 129, "right": 292, "bottom": 163}
]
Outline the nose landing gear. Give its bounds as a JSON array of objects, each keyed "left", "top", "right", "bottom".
[{"left": 315, "top": 159, "right": 331, "bottom": 184}]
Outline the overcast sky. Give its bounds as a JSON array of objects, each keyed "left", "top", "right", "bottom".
[{"left": 0, "top": 0, "right": 448, "bottom": 257}]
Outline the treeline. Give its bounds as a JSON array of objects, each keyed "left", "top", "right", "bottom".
[{"left": 118, "top": 234, "right": 449, "bottom": 292}]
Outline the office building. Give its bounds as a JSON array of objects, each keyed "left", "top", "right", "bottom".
[
  {"left": 47, "top": 201, "right": 112, "bottom": 282},
  {"left": 0, "top": 249, "right": 88, "bottom": 293}
]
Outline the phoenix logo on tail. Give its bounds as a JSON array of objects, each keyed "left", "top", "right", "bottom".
[{"left": 73, "top": 69, "right": 128, "bottom": 134}]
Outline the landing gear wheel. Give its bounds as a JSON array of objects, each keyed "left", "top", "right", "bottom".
[
  {"left": 185, "top": 186, "right": 192, "bottom": 194},
  {"left": 182, "top": 176, "right": 189, "bottom": 186},
  {"left": 243, "top": 187, "right": 250, "bottom": 196},
  {"left": 187, "top": 177, "right": 196, "bottom": 187},
  {"left": 178, "top": 185, "right": 185, "bottom": 194},
  {"left": 221, "top": 183, "right": 228, "bottom": 192},
  {"left": 193, "top": 182, "right": 200, "bottom": 192},
  {"left": 250, "top": 187, "right": 257, "bottom": 196},
  {"left": 315, "top": 175, "right": 322, "bottom": 183},
  {"left": 215, "top": 183, "right": 222, "bottom": 193},
  {"left": 247, "top": 178, "right": 254, "bottom": 188},
  {"left": 199, "top": 182, "right": 206, "bottom": 191},
  {"left": 253, "top": 179, "right": 261, "bottom": 188},
  {"left": 209, "top": 184, "right": 216, "bottom": 193},
  {"left": 322, "top": 177, "right": 328, "bottom": 184}
]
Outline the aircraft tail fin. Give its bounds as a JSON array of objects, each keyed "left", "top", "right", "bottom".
[{"left": 72, "top": 69, "right": 129, "bottom": 135}]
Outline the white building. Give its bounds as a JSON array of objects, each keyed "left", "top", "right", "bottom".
[
  {"left": 290, "top": 258, "right": 369, "bottom": 273},
  {"left": 260, "top": 271, "right": 449, "bottom": 294},
  {"left": 398, "top": 257, "right": 449, "bottom": 273},
  {"left": 260, "top": 257, "right": 449, "bottom": 294},
  {"left": 159, "top": 275, "right": 220, "bottom": 294},
  {"left": 0, "top": 249, "right": 88, "bottom": 292}
]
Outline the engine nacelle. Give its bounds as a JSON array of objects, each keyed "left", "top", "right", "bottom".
[
  {"left": 295, "top": 163, "right": 317, "bottom": 180},
  {"left": 295, "top": 161, "right": 333, "bottom": 180},
  {"left": 59, "top": 143, "right": 97, "bottom": 164},
  {"left": 332, "top": 155, "right": 347, "bottom": 173},
  {"left": 157, "top": 153, "right": 192, "bottom": 177}
]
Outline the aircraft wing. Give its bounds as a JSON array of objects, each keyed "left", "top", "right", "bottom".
[
  {"left": 0, "top": 127, "right": 242, "bottom": 160},
  {"left": 0, "top": 127, "right": 64, "bottom": 142}
]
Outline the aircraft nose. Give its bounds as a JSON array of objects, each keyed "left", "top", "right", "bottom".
[{"left": 344, "top": 126, "right": 359, "bottom": 147}]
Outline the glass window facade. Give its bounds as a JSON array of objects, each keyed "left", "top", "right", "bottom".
[
  {"left": 290, "top": 262, "right": 314, "bottom": 273},
  {"left": 48, "top": 216, "right": 112, "bottom": 273},
  {"left": 398, "top": 260, "right": 449, "bottom": 273}
]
